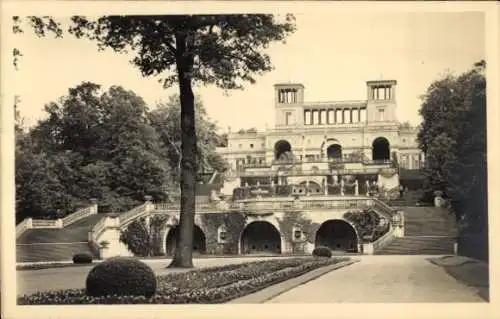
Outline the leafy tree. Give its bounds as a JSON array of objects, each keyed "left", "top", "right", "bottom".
[
  {"left": 16, "top": 83, "right": 172, "bottom": 220},
  {"left": 148, "top": 94, "right": 229, "bottom": 187},
  {"left": 17, "top": 14, "right": 296, "bottom": 268},
  {"left": 120, "top": 216, "right": 168, "bottom": 257},
  {"left": 217, "top": 132, "right": 228, "bottom": 147},
  {"left": 417, "top": 61, "right": 487, "bottom": 245}
]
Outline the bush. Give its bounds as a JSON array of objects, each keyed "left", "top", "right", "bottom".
[
  {"left": 85, "top": 257, "right": 156, "bottom": 298},
  {"left": 312, "top": 246, "right": 333, "bottom": 258},
  {"left": 72, "top": 253, "right": 93, "bottom": 264}
]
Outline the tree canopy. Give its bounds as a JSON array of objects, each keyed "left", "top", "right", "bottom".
[
  {"left": 15, "top": 83, "right": 173, "bottom": 221},
  {"left": 417, "top": 60, "right": 487, "bottom": 234}
]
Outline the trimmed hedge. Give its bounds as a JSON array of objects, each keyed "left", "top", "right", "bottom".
[
  {"left": 85, "top": 257, "right": 157, "bottom": 298},
  {"left": 18, "top": 257, "right": 348, "bottom": 304},
  {"left": 72, "top": 253, "right": 93, "bottom": 264},
  {"left": 312, "top": 246, "right": 333, "bottom": 258}
]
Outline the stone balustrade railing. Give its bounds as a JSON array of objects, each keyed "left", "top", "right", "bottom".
[
  {"left": 239, "top": 167, "right": 396, "bottom": 177},
  {"left": 118, "top": 203, "right": 150, "bottom": 227},
  {"left": 15, "top": 218, "right": 32, "bottom": 238},
  {"left": 31, "top": 219, "right": 62, "bottom": 228},
  {"left": 152, "top": 197, "right": 395, "bottom": 218},
  {"left": 16, "top": 202, "right": 98, "bottom": 238},
  {"left": 239, "top": 158, "right": 393, "bottom": 169},
  {"left": 62, "top": 203, "right": 97, "bottom": 227}
]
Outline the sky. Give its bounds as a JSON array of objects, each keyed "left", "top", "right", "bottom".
[{"left": 10, "top": 11, "right": 485, "bottom": 132}]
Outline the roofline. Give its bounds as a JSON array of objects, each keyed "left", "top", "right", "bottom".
[
  {"left": 274, "top": 83, "right": 305, "bottom": 88},
  {"left": 366, "top": 80, "right": 398, "bottom": 85}
]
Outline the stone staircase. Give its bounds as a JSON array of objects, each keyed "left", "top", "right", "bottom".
[
  {"left": 16, "top": 214, "right": 108, "bottom": 262},
  {"left": 375, "top": 236, "right": 455, "bottom": 255},
  {"left": 376, "top": 207, "right": 457, "bottom": 255},
  {"left": 385, "top": 189, "right": 424, "bottom": 207}
]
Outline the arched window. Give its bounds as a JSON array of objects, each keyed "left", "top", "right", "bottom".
[
  {"left": 217, "top": 225, "right": 228, "bottom": 244},
  {"left": 292, "top": 225, "right": 304, "bottom": 242}
]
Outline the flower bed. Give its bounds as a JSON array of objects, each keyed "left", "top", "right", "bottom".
[{"left": 18, "top": 257, "right": 348, "bottom": 304}]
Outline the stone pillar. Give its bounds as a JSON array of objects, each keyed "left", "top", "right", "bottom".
[
  {"left": 90, "top": 198, "right": 98, "bottom": 214},
  {"left": 355, "top": 180, "right": 359, "bottom": 196},
  {"left": 144, "top": 195, "right": 154, "bottom": 212},
  {"left": 340, "top": 179, "right": 345, "bottom": 196},
  {"left": 306, "top": 180, "right": 310, "bottom": 196}
]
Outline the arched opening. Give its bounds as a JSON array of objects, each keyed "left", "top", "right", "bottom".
[
  {"left": 327, "top": 144, "right": 342, "bottom": 159},
  {"left": 315, "top": 220, "right": 358, "bottom": 252},
  {"left": 165, "top": 225, "right": 206, "bottom": 256},
  {"left": 240, "top": 221, "right": 282, "bottom": 254},
  {"left": 372, "top": 137, "right": 390, "bottom": 161},
  {"left": 274, "top": 140, "right": 292, "bottom": 160},
  {"left": 299, "top": 181, "right": 322, "bottom": 195}
]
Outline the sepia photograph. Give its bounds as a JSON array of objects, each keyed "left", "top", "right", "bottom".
[{"left": 1, "top": 1, "right": 498, "bottom": 318}]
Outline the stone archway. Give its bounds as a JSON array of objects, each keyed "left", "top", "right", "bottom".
[
  {"left": 315, "top": 219, "right": 358, "bottom": 252},
  {"left": 274, "top": 140, "right": 292, "bottom": 160},
  {"left": 327, "top": 144, "right": 342, "bottom": 159},
  {"left": 372, "top": 137, "right": 390, "bottom": 161},
  {"left": 165, "top": 225, "right": 207, "bottom": 256},
  {"left": 240, "top": 221, "right": 282, "bottom": 254}
]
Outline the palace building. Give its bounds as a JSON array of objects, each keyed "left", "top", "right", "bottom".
[{"left": 216, "top": 80, "right": 424, "bottom": 197}]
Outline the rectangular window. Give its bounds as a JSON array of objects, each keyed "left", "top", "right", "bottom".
[
  {"left": 351, "top": 109, "right": 359, "bottom": 123},
  {"left": 343, "top": 109, "right": 351, "bottom": 123},
  {"left": 328, "top": 110, "right": 335, "bottom": 124},
  {"left": 378, "top": 109, "right": 385, "bottom": 121},
  {"left": 320, "top": 110, "right": 326, "bottom": 124},
  {"left": 312, "top": 110, "right": 319, "bottom": 125},
  {"left": 285, "top": 111, "right": 292, "bottom": 126},
  {"left": 336, "top": 109, "right": 342, "bottom": 123},
  {"left": 304, "top": 110, "right": 311, "bottom": 125}
]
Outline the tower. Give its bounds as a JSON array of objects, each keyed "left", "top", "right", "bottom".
[
  {"left": 274, "top": 83, "right": 305, "bottom": 128},
  {"left": 365, "top": 80, "right": 397, "bottom": 124}
]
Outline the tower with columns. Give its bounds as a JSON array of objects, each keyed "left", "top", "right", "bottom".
[{"left": 217, "top": 79, "right": 424, "bottom": 185}]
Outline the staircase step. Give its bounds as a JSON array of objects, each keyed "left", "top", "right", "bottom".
[{"left": 16, "top": 242, "right": 98, "bottom": 262}]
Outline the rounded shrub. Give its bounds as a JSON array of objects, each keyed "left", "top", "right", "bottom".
[
  {"left": 72, "top": 253, "right": 93, "bottom": 264},
  {"left": 85, "top": 257, "right": 157, "bottom": 298},
  {"left": 312, "top": 246, "right": 333, "bottom": 258}
]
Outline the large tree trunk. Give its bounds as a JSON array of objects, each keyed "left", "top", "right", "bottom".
[{"left": 168, "top": 32, "right": 197, "bottom": 268}]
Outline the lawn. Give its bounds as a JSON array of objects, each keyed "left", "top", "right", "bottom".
[{"left": 18, "top": 256, "right": 348, "bottom": 304}]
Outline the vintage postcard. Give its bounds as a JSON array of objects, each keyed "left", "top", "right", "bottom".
[{"left": 1, "top": 1, "right": 498, "bottom": 319}]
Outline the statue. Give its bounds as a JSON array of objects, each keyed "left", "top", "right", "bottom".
[
  {"left": 365, "top": 180, "right": 370, "bottom": 195},
  {"left": 355, "top": 179, "right": 359, "bottom": 196},
  {"left": 333, "top": 175, "right": 338, "bottom": 184},
  {"left": 340, "top": 179, "right": 344, "bottom": 196}
]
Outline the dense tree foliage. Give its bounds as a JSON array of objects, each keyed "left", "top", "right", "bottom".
[
  {"left": 16, "top": 14, "right": 296, "bottom": 267},
  {"left": 417, "top": 61, "right": 487, "bottom": 239},
  {"left": 15, "top": 83, "right": 173, "bottom": 221},
  {"left": 148, "top": 94, "right": 229, "bottom": 187},
  {"left": 15, "top": 83, "right": 231, "bottom": 222},
  {"left": 119, "top": 216, "right": 168, "bottom": 257}
]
